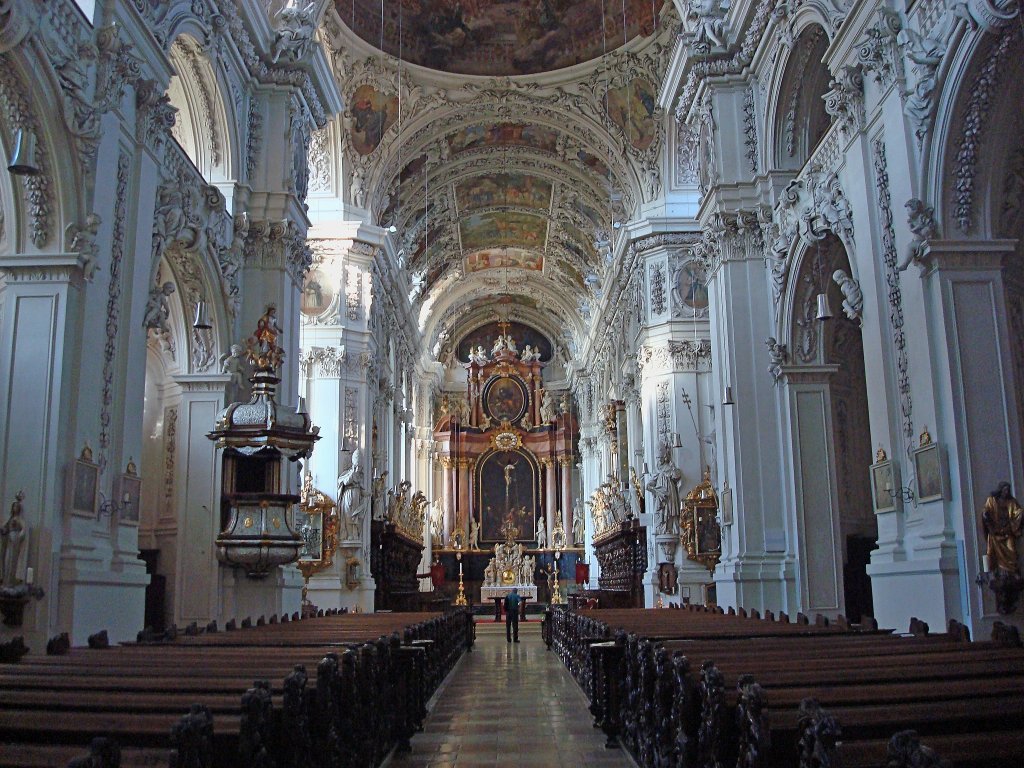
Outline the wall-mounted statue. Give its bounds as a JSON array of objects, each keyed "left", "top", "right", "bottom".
[
  {"left": 572, "top": 498, "right": 585, "bottom": 545},
  {"left": 647, "top": 442, "right": 682, "bottom": 535},
  {"left": 337, "top": 450, "right": 367, "bottom": 541},
  {"left": 535, "top": 516, "right": 547, "bottom": 549},
  {"left": 1, "top": 491, "right": 26, "bottom": 587},
  {"left": 983, "top": 482, "right": 1023, "bottom": 574}
]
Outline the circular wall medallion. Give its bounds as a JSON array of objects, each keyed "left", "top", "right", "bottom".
[{"left": 484, "top": 376, "right": 527, "bottom": 423}]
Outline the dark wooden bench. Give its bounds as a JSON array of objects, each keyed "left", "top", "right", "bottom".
[{"left": 0, "top": 609, "right": 474, "bottom": 767}]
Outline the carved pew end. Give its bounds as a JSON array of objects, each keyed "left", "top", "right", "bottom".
[
  {"left": 241, "top": 616, "right": 252, "bottom": 629},
  {"left": 797, "top": 612, "right": 809, "bottom": 625},
  {"left": 184, "top": 622, "right": 200, "bottom": 636},
  {"left": 991, "top": 620, "right": 1022, "bottom": 648},
  {"left": 225, "top": 619, "right": 237, "bottom": 631},
  {"left": 66, "top": 736, "right": 121, "bottom": 768},
  {"left": 87, "top": 630, "right": 109, "bottom": 649},
  {"left": 205, "top": 620, "right": 218, "bottom": 633},
  {"left": 814, "top": 614, "right": 829, "bottom": 627},
  {"left": 908, "top": 617, "right": 929, "bottom": 636},
  {"left": 46, "top": 632, "right": 71, "bottom": 656},
  {"left": 946, "top": 619, "right": 970, "bottom": 642},
  {"left": 858, "top": 614, "right": 879, "bottom": 631},
  {"left": 0, "top": 635, "right": 29, "bottom": 663},
  {"left": 887, "top": 729, "right": 952, "bottom": 768}
]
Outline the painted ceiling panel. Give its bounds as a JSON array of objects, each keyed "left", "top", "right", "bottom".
[{"left": 337, "top": 0, "right": 659, "bottom": 76}]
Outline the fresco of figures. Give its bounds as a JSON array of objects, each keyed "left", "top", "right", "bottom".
[
  {"left": 459, "top": 211, "right": 549, "bottom": 251},
  {"left": 455, "top": 173, "right": 553, "bottom": 212},
  {"left": 349, "top": 84, "right": 398, "bottom": 155},
  {"left": 464, "top": 247, "right": 543, "bottom": 273},
  {"left": 447, "top": 122, "right": 560, "bottom": 154},
  {"left": 342, "top": 0, "right": 658, "bottom": 76}
]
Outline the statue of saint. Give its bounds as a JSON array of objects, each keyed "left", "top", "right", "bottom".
[
  {"left": 983, "top": 482, "right": 1023, "bottom": 573},
  {"left": 647, "top": 442, "right": 683, "bottom": 535},
  {"left": 539, "top": 390, "right": 558, "bottom": 424},
  {"left": 0, "top": 491, "right": 26, "bottom": 586},
  {"left": 255, "top": 305, "right": 282, "bottom": 351},
  {"left": 535, "top": 516, "right": 547, "bottom": 549},
  {"left": 572, "top": 499, "right": 585, "bottom": 545},
  {"left": 337, "top": 450, "right": 367, "bottom": 540},
  {"left": 468, "top": 516, "right": 480, "bottom": 550}
]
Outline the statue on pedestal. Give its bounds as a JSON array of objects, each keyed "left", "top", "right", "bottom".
[
  {"left": 0, "top": 491, "right": 26, "bottom": 586},
  {"left": 647, "top": 442, "right": 682, "bottom": 535},
  {"left": 535, "top": 516, "right": 547, "bottom": 549},
  {"left": 983, "top": 482, "right": 1023, "bottom": 574},
  {"left": 469, "top": 516, "right": 480, "bottom": 550},
  {"left": 539, "top": 390, "right": 558, "bottom": 424},
  {"left": 337, "top": 450, "right": 367, "bottom": 541},
  {"left": 572, "top": 498, "right": 585, "bottom": 545}
]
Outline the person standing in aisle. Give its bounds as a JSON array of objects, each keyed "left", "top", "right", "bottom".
[{"left": 504, "top": 588, "right": 520, "bottom": 643}]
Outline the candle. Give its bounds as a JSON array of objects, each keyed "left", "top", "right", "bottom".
[
  {"left": 982, "top": 555, "right": 990, "bottom": 572},
  {"left": 25, "top": 567, "right": 33, "bottom": 585}
]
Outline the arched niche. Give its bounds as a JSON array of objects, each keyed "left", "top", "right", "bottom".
[
  {"left": 167, "top": 35, "right": 233, "bottom": 185},
  {"left": 784, "top": 233, "right": 875, "bottom": 620},
  {"left": 772, "top": 25, "right": 831, "bottom": 172}
]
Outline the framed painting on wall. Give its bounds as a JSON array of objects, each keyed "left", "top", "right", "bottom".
[
  {"left": 913, "top": 443, "right": 948, "bottom": 503},
  {"left": 114, "top": 472, "right": 142, "bottom": 525},
  {"left": 70, "top": 445, "right": 100, "bottom": 517},
  {"left": 870, "top": 458, "right": 899, "bottom": 514}
]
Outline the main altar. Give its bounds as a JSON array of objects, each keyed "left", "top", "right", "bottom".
[
  {"left": 479, "top": 516, "right": 539, "bottom": 602},
  {"left": 431, "top": 321, "right": 580, "bottom": 603}
]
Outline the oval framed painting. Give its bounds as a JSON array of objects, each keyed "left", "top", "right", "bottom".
[{"left": 484, "top": 376, "right": 528, "bottom": 424}]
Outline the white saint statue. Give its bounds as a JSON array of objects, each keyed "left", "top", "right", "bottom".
[
  {"left": 337, "top": 450, "right": 367, "bottom": 540},
  {"left": 646, "top": 443, "right": 682, "bottom": 535},
  {"left": 536, "top": 516, "right": 547, "bottom": 549},
  {"left": 0, "top": 491, "right": 26, "bottom": 586}
]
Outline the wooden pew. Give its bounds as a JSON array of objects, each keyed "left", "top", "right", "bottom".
[
  {"left": 545, "top": 606, "right": 1024, "bottom": 768},
  {"left": 0, "top": 608, "right": 474, "bottom": 767}
]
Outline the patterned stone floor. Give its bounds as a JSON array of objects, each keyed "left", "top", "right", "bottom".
[{"left": 386, "top": 621, "right": 632, "bottom": 767}]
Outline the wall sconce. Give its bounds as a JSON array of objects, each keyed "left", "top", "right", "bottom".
[
  {"left": 192, "top": 301, "right": 211, "bottom": 329},
  {"left": 97, "top": 491, "right": 132, "bottom": 523},
  {"left": 886, "top": 481, "right": 914, "bottom": 505},
  {"left": 7, "top": 128, "right": 41, "bottom": 176},
  {"left": 722, "top": 386, "right": 735, "bottom": 406}
]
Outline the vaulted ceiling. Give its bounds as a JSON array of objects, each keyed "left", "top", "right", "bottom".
[{"left": 320, "top": 2, "right": 674, "bottom": 366}]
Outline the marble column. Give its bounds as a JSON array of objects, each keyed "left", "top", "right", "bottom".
[
  {"left": 559, "top": 456, "right": 573, "bottom": 540},
  {"left": 543, "top": 458, "right": 558, "bottom": 545},
  {"left": 441, "top": 458, "right": 455, "bottom": 545},
  {"left": 457, "top": 459, "right": 472, "bottom": 539}
]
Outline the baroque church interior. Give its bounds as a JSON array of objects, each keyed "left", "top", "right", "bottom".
[{"left": 1, "top": 0, "right": 1024, "bottom": 765}]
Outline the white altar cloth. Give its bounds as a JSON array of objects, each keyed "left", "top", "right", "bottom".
[{"left": 480, "top": 585, "right": 537, "bottom": 601}]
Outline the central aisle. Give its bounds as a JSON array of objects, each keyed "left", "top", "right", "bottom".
[{"left": 388, "top": 621, "right": 632, "bottom": 767}]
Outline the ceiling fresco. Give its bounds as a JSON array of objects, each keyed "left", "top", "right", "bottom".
[
  {"left": 464, "top": 247, "right": 544, "bottom": 273},
  {"left": 459, "top": 211, "right": 549, "bottom": 252},
  {"left": 447, "top": 123, "right": 560, "bottom": 155},
  {"left": 455, "top": 173, "right": 553, "bottom": 212},
  {"left": 605, "top": 78, "right": 659, "bottom": 152},
  {"left": 337, "top": 0, "right": 660, "bottom": 76},
  {"left": 350, "top": 84, "right": 399, "bottom": 155}
]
